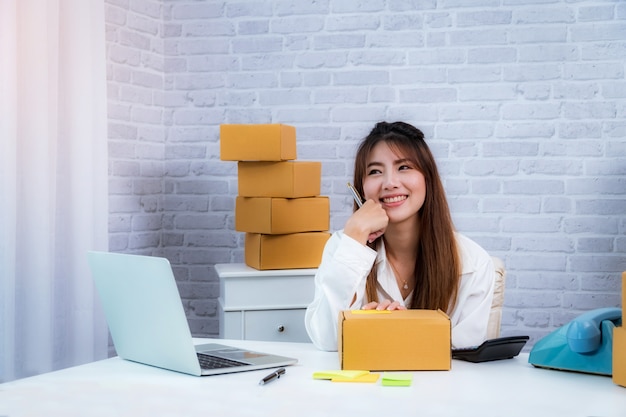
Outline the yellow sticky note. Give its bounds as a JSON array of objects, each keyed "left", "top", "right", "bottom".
[
  {"left": 351, "top": 310, "right": 392, "bottom": 315},
  {"left": 382, "top": 372, "right": 413, "bottom": 387},
  {"left": 334, "top": 373, "right": 380, "bottom": 383},
  {"left": 313, "top": 370, "right": 379, "bottom": 383}
]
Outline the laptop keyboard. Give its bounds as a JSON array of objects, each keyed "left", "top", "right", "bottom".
[{"left": 197, "top": 353, "right": 249, "bottom": 370}]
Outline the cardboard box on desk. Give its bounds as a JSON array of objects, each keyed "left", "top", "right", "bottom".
[
  {"left": 245, "top": 232, "right": 330, "bottom": 270},
  {"left": 338, "top": 309, "right": 451, "bottom": 371},
  {"left": 238, "top": 161, "right": 321, "bottom": 198},
  {"left": 220, "top": 124, "right": 296, "bottom": 161},
  {"left": 236, "top": 196, "right": 329, "bottom": 234},
  {"left": 613, "top": 327, "right": 626, "bottom": 387},
  {"left": 613, "top": 271, "right": 626, "bottom": 388}
]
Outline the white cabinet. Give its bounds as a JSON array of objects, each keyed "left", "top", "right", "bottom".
[{"left": 215, "top": 263, "right": 316, "bottom": 343}]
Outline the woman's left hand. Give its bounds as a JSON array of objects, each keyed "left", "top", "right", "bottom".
[{"left": 361, "top": 299, "right": 407, "bottom": 311}]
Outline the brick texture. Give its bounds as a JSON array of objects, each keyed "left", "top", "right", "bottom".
[{"left": 105, "top": 0, "right": 626, "bottom": 346}]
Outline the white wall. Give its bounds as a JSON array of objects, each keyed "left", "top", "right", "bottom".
[{"left": 105, "top": 0, "right": 626, "bottom": 346}]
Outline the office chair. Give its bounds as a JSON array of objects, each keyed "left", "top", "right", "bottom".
[{"left": 487, "top": 256, "right": 506, "bottom": 339}]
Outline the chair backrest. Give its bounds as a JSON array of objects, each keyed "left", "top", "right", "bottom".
[{"left": 486, "top": 256, "right": 506, "bottom": 339}]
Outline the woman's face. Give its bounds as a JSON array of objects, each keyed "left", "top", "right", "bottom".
[{"left": 362, "top": 141, "right": 426, "bottom": 225}]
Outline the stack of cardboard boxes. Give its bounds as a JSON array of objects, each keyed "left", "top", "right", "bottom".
[{"left": 220, "top": 124, "right": 331, "bottom": 270}]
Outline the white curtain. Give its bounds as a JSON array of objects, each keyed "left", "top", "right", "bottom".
[{"left": 0, "top": 0, "right": 109, "bottom": 382}]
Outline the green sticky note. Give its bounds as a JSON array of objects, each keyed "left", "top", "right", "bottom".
[{"left": 382, "top": 372, "right": 413, "bottom": 387}]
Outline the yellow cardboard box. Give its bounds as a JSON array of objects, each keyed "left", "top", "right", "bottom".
[
  {"left": 236, "top": 196, "right": 329, "bottom": 234},
  {"left": 613, "top": 326, "right": 626, "bottom": 387},
  {"left": 622, "top": 271, "right": 626, "bottom": 314},
  {"left": 245, "top": 232, "right": 330, "bottom": 270},
  {"left": 613, "top": 271, "right": 625, "bottom": 388},
  {"left": 220, "top": 124, "right": 296, "bottom": 161},
  {"left": 338, "top": 309, "right": 451, "bottom": 371},
  {"left": 238, "top": 161, "right": 321, "bottom": 198}
]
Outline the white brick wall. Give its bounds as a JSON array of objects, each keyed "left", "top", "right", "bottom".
[{"left": 106, "top": 0, "right": 626, "bottom": 345}]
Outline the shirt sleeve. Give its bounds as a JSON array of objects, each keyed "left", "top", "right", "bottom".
[
  {"left": 304, "top": 231, "right": 377, "bottom": 351},
  {"left": 448, "top": 235, "right": 496, "bottom": 349}
]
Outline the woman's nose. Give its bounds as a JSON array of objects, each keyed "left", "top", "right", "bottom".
[{"left": 383, "top": 171, "right": 399, "bottom": 189}]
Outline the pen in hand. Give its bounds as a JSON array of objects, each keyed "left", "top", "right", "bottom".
[
  {"left": 259, "top": 367, "right": 286, "bottom": 385},
  {"left": 348, "top": 182, "right": 385, "bottom": 244},
  {"left": 347, "top": 182, "right": 364, "bottom": 208}
]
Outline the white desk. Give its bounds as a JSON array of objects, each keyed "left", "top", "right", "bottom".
[{"left": 1, "top": 339, "right": 623, "bottom": 417}]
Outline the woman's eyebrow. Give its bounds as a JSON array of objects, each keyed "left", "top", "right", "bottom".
[{"left": 367, "top": 158, "right": 410, "bottom": 168}]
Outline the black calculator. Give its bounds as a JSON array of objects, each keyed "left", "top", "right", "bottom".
[{"left": 452, "top": 336, "right": 529, "bottom": 363}]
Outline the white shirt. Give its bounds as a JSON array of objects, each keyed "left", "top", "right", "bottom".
[{"left": 304, "top": 231, "right": 495, "bottom": 351}]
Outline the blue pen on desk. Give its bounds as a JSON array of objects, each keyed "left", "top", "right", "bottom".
[
  {"left": 259, "top": 368, "right": 286, "bottom": 385},
  {"left": 347, "top": 182, "right": 364, "bottom": 208}
]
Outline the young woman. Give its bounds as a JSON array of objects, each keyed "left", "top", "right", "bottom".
[{"left": 304, "top": 121, "right": 495, "bottom": 351}]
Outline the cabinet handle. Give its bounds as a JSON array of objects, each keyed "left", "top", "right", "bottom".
[{"left": 277, "top": 325, "right": 285, "bottom": 333}]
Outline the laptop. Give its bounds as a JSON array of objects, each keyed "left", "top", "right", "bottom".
[{"left": 87, "top": 251, "right": 298, "bottom": 376}]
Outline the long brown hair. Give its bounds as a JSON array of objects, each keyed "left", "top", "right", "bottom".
[{"left": 353, "top": 121, "right": 460, "bottom": 312}]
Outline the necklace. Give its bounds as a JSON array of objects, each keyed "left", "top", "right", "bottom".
[{"left": 387, "top": 256, "right": 410, "bottom": 291}]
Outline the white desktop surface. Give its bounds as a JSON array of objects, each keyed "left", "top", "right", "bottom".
[{"left": 1, "top": 338, "right": 623, "bottom": 417}]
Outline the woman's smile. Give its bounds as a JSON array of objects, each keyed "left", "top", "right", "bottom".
[{"left": 381, "top": 194, "right": 408, "bottom": 205}]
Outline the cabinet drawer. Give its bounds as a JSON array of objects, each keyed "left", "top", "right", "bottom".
[
  {"left": 215, "top": 263, "right": 316, "bottom": 309},
  {"left": 244, "top": 309, "right": 310, "bottom": 343}
]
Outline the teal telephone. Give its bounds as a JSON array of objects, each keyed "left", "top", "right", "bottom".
[{"left": 529, "top": 307, "right": 622, "bottom": 375}]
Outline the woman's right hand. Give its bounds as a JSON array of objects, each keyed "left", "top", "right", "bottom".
[{"left": 343, "top": 199, "right": 388, "bottom": 245}]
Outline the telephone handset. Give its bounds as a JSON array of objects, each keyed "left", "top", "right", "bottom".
[
  {"left": 566, "top": 307, "right": 622, "bottom": 354},
  {"left": 529, "top": 307, "right": 622, "bottom": 375}
]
